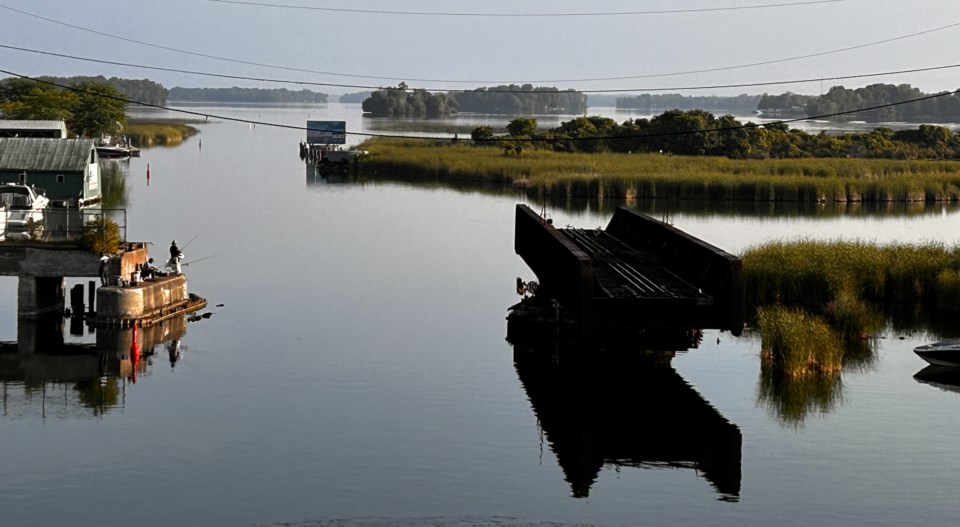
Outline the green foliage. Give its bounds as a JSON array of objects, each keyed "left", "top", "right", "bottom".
[
  {"left": 80, "top": 217, "right": 121, "bottom": 255},
  {"left": 506, "top": 117, "right": 537, "bottom": 137},
  {"left": 0, "top": 80, "right": 75, "bottom": 121},
  {"left": 470, "top": 126, "right": 495, "bottom": 142},
  {"left": 70, "top": 81, "right": 127, "bottom": 138},
  {"left": 0, "top": 77, "right": 128, "bottom": 138},
  {"left": 169, "top": 86, "right": 327, "bottom": 103},
  {"left": 619, "top": 92, "right": 763, "bottom": 113},
  {"left": 362, "top": 83, "right": 458, "bottom": 118},
  {"left": 454, "top": 84, "right": 587, "bottom": 114}
]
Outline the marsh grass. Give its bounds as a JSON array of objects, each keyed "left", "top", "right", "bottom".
[
  {"left": 124, "top": 120, "right": 199, "bottom": 147},
  {"left": 745, "top": 240, "right": 960, "bottom": 377},
  {"left": 757, "top": 306, "right": 845, "bottom": 378},
  {"left": 358, "top": 138, "right": 960, "bottom": 202}
]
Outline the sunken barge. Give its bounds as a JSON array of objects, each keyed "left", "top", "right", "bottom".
[{"left": 511, "top": 204, "right": 743, "bottom": 338}]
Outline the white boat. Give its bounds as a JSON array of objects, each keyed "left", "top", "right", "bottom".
[
  {"left": 913, "top": 340, "right": 960, "bottom": 367},
  {"left": 315, "top": 145, "right": 367, "bottom": 165},
  {"left": 0, "top": 183, "right": 50, "bottom": 241}
]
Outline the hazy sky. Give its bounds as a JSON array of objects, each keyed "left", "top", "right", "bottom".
[{"left": 1, "top": 0, "right": 958, "bottom": 97}]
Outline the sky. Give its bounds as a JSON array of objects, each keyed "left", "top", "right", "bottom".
[{"left": 0, "top": 0, "right": 958, "bottom": 98}]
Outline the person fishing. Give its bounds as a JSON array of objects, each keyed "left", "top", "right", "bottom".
[{"left": 168, "top": 240, "right": 184, "bottom": 275}]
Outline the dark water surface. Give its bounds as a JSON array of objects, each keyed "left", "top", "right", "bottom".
[{"left": 2, "top": 105, "right": 959, "bottom": 526}]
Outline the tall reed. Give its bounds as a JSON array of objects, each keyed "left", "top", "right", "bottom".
[
  {"left": 757, "top": 306, "right": 845, "bottom": 378},
  {"left": 358, "top": 138, "right": 960, "bottom": 202}
]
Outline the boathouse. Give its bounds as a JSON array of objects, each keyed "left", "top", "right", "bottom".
[
  {"left": 0, "top": 138, "right": 101, "bottom": 206},
  {"left": 0, "top": 120, "right": 68, "bottom": 139}
]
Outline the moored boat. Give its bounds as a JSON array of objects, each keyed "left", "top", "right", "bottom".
[
  {"left": 913, "top": 340, "right": 960, "bottom": 367},
  {"left": 0, "top": 183, "right": 49, "bottom": 241}
]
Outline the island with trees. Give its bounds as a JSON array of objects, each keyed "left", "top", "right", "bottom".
[{"left": 168, "top": 87, "right": 328, "bottom": 103}]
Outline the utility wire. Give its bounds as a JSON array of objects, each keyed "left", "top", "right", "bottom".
[
  {"left": 1, "top": 3, "right": 957, "bottom": 85},
  {"left": 207, "top": 0, "right": 850, "bottom": 17},
  {"left": 3, "top": 43, "right": 960, "bottom": 94},
  {"left": 0, "top": 69, "right": 956, "bottom": 143}
]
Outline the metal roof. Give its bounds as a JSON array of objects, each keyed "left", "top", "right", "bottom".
[
  {"left": 0, "top": 120, "right": 67, "bottom": 132},
  {"left": 0, "top": 138, "right": 95, "bottom": 172}
]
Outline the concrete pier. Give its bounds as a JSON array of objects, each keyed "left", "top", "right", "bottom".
[
  {"left": 91, "top": 273, "right": 206, "bottom": 327},
  {"left": 0, "top": 242, "right": 204, "bottom": 328},
  {"left": 0, "top": 242, "right": 148, "bottom": 319}
]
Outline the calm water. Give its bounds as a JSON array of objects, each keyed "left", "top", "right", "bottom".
[{"left": 2, "top": 104, "right": 959, "bottom": 526}]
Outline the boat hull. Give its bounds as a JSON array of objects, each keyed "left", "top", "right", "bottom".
[{"left": 914, "top": 341, "right": 960, "bottom": 367}]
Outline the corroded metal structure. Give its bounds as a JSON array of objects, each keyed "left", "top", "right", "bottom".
[{"left": 514, "top": 204, "right": 743, "bottom": 336}]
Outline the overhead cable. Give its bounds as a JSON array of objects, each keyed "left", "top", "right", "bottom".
[
  {"left": 0, "top": 69, "right": 956, "bottom": 143},
  {"left": 206, "top": 0, "right": 850, "bottom": 17},
  {"left": 2, "top": 42, "right": 960, "bottom": 94},
  {"left": 1, "top": 3, "right": 958, "bottom": 85}
]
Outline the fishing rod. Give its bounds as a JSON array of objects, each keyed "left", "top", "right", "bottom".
[
  {"left": 182, "top": 253, "right": 219, "bottom": 267},
  {"left": 181, "top": 233, "right": 201, "bottom": 251}
]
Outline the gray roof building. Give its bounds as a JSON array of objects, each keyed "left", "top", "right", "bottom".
[
  {"left": 0, "top": 138, "right": 101, "bottom": 206},
  {"left": 0, "top": 120, "right": 68, "bottom": 139}
]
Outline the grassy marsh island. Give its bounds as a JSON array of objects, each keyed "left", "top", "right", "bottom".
[
  {"left": 357, "top": 137, "right": 960, "bottom": 203},
  {"left": 743, "top": 240, "right": 960, "bottom": 377},
  {"left": 124, "top": 119, "right": 200, "bottom": 147}
]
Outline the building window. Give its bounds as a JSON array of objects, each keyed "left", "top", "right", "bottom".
[
  {"left": 18, "top": 172, "right": 26, "bottom": 184},
  {"left": 57, "top": 175, "right": 65, "bottom": 183}
]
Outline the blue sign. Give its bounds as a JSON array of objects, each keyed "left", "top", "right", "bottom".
[{"left": 306, "top": 121, "right": 346, "bottom": 145}]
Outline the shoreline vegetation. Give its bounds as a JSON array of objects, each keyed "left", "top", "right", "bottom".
[
  {"left": 124, "top": 119, "right": 200, "bottom": 147},
  {"left": 356, "top": 136, "right": 960, "bottom": 203},
  {"left": 743, "top": 240, "right": 960, "bottom": 378}
]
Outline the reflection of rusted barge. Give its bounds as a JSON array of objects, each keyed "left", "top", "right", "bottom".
[
  {"left": 510, "top": 334, "right": 742, "bottom": 500},
  {"left": 514, "top": 204, "right": 743, "bottom": 336}
]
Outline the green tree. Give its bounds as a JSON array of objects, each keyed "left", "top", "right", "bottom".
[
  {"left": 0, "top": 82, "right": 75, "bottom": 121},
  {"left": 506, "top": 117, "right": 537, "bottom": 137},
  {"left": 471, "top": 126, "right": 495, "bottom": 142},
  {"left": 69, "top": 82, "right": 127, "bottom": 138}
]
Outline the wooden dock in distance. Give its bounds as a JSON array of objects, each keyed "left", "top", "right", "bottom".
[{"left": 513, "top": 204, "right": 743, "bottom": 336}]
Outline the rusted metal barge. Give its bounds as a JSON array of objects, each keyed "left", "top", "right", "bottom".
[{"left": 512, "top": 204, "right": 743, "bottom": 337}]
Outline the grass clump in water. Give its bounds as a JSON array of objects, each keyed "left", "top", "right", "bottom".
[{"left": 757, "top": 306, "right": 844, "bottom": 378}]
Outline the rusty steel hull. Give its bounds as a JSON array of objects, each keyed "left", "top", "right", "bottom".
[{"left": 514, "top": 204, "right": 743, "bottom": 336}]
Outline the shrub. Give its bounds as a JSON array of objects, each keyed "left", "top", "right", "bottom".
[{"left": 80, "top": 217, "right": 121, "bottom": 255}]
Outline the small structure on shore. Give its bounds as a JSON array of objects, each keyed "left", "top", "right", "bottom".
[{"left": 300, "top": 120, "right": 366, "bottom": 168}]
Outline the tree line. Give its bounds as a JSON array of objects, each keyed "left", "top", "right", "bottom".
[
  {"left": 0, "top": 77, "right": 127, "bottom": 138},
  {"left": 168, "top": 87, "right": 328, "bottom": 103},
  {"left": 470, "top": 110, "right": 960, "bottom": 160},
  {"left": 361, "top": 83, "right": 458, "bottom": 118},
  {"left": 361, "top": 84, "right": 587, "bottom": 117},
  {"left": 616, "top": 93, "right": 762, "bottom": 113}
]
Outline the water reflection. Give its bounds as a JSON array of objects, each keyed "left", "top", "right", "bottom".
[
  {"left": 508, "top": 317, "right": 742, "bottom": 501},
  {"left": 913, "top": 366, "right": 960, "bottom": 395},
  {"left": 0, "top": 315, "right": 190, "bottom": 419}
]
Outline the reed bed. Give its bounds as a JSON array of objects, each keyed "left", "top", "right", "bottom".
[
  {"left": 757, "top": 306, "right": 845, "bottom": 377},
  {"left": 124, "top": 121, "right": 199, "bottom": 147},
  {"left": 742, "top": 240, "right": 960, "bottom": 310},
  {"left": 358, "top": 138, "right": 960, "bottom": 202}
]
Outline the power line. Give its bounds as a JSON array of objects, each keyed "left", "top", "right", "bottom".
[
  {"left": 0, "top": 69, "right": 956, "bottom": 143},
  {"left": 2, "top": 3, "right": 958, "bottom": 85},
  {"left": 206, "top": 0, "right": 850, "bottom": 17},
  {"left": 4, "top": 42, "right": 960, "bottom": 95}
]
